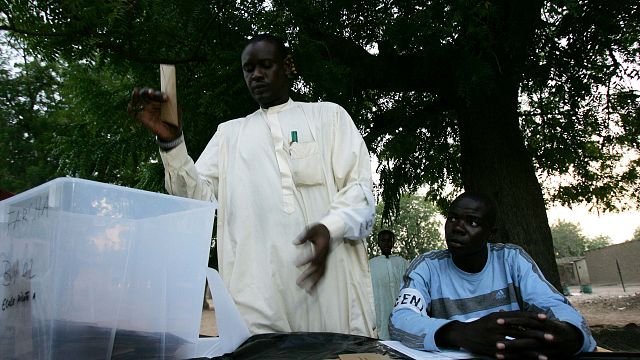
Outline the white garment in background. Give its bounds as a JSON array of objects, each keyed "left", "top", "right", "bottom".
[
  {"left": 160, "top": 99, "right": 376, "bottom": 336},
  {"left": 369, "top": 255, "right": 409, "bottom": 340}
]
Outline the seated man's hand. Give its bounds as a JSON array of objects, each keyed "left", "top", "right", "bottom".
[
  {"left": 435, "top": 311, "right": 550, "bottom": 358},
  {"left": 294, "top": 223, "right": 330, "bottom": 293},
  {"left": 496, "top": 314, "right": 583, "bottom": 359}
]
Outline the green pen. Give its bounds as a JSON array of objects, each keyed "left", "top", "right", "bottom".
[{"left": 291, "top": 130, "right": 298, "bottom": 143}]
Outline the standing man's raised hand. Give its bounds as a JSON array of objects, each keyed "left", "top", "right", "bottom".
[{"left": 127, "top": 87, "right": 181, "bottom": 141}]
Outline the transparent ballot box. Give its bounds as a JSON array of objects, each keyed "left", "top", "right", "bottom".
[{"left": 0, "top": 178, "right": 216, "bottom": 359}]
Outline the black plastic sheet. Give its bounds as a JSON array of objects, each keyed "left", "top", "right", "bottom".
[
  {"left": 193, "top": 332, "right": 640, "bottom": 360},
  {"left": 200, "top": 332, "right": 412, "bottom": 360}
]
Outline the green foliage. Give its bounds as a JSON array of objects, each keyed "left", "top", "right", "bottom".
[
  {"left": 0, "top": 0, "right": 255, "bottom": 193},
  {"left": 586, "top": 234, "right": 611, "bottom": 252},
  {"left": 551, "top": 220, "right": 587, "bottom": 257},
  {"left": 632, "top": 227, "right": 640, "bottom": 242},
  {"left": 0, "top": 35, "right": 61, "bottom": 192},
  {"left": 368, "top": 194, "right": 444, "bottom": 262},
  {"left": 521, "top": 1, "right": 640, "bottom": 211},
  {"left": 51, "top": 62, "right": 155, "bottom": 187},
  {"left": 551, "top": 220, "right": 611, "bottom": 257}
]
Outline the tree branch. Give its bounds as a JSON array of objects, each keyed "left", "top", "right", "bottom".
[
  {"left": 301, "top": 30, "right": 458, "bottom": 95},
  {"left": 0, "top": 25, "right": 78, "bottom": 37},
  {"left": 0, "top": 24, "right": 209, "bottom": 64}
]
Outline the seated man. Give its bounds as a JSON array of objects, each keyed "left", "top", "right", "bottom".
[{"left": 389, "top": 192, "right": 596, "bottom": 359}]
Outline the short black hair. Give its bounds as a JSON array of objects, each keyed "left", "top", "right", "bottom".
[
  {"left": 246, "top": 33, "right": 289, "bottom": 60},
  {"left": 377, "top": 229, "right": 395, "bottom": 240},
  {"left": 451, "top": 192, "right": 498, "bottom": 227}
]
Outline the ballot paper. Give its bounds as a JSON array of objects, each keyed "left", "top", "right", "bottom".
[
  {"left": 160, "top": 64, "right": 179, "bottom": 126},
  {"left": 192, "top": 268, "right": 251, "bottom": 358},
  {"left": 381, "top": 341, "right": 477, "bottom": 360}
]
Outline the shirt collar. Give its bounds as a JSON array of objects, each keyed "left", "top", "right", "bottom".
[{"left": 261, "top": 98, "right": 293, "bottom": 115}]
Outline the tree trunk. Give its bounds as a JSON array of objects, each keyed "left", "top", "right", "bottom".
[{"left": 456, "top": 77, "right": 561, "bottom": 290}]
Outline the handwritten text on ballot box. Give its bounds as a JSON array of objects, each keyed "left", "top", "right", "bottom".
[{"left": 0, "top": 178, "right": 216, "bottom": 359}]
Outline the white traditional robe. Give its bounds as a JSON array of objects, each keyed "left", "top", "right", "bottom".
[
  {"left": 160, "top": 99, "right": 376, "bottom": 336},
  {"left": 369, "top": 255, "right": 408, "bottom": 340}
]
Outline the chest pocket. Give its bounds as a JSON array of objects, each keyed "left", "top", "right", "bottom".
[{"left": 289, "top": 141, "right": 325, "bottom": 186}]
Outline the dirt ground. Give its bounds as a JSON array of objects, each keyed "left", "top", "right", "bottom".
[
  {"left": 200, "top": 299, "right": 218, "bottom": 337},
  {"left": 199, "top": 284, "right": 640, "bottom": 351},
  {"left": 567, "top": 284, "right": 640, "bottom": 352}
]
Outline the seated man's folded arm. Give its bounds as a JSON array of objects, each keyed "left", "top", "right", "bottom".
[{"left": 388, "top": 267, "right": 454, "bottom": 352}]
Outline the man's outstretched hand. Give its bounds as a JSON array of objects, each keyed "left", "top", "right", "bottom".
[
  {"left": 127, "top": 87, "right": 181, "bottom": 141},
  {"left": 294, "top": 223, "right": 331, "bottom": 293}
]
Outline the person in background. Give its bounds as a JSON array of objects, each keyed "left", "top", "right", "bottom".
[
  {"left": 389, "top": 192, "right": 596, "bottom": 359},
  {"left": 369, "top": 229, "right": 409, "bottom": 340},
  {"left": 128, "top": 33, "right": 376, "bottom": 336}
]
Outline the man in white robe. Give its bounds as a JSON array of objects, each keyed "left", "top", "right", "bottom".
[
  {"left": 369, "top": 230, "right": 408, "bottom": 340},
  {"left": 128, "top": 34, "right": 376, "bottom": 336}
]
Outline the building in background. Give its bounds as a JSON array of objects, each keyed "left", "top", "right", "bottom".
[
  {"left": 557, "top": 256, "right": 589, "bottom": 286},
  {"left": 585, "top": 240, "right": 640, "bottom": 287}
]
